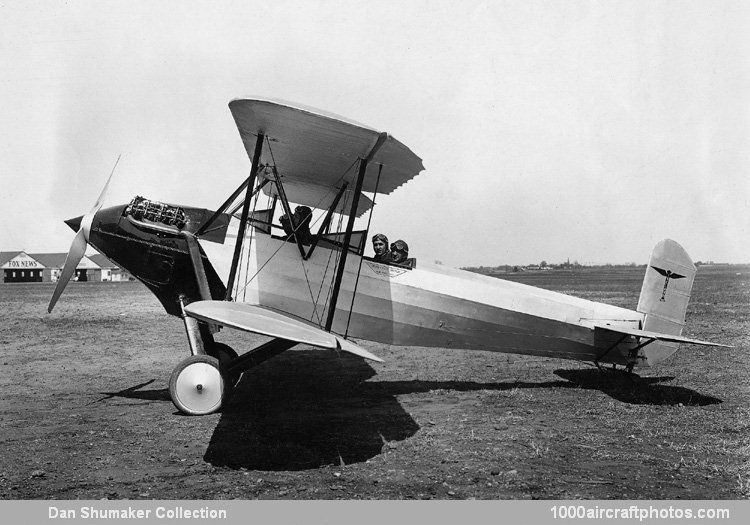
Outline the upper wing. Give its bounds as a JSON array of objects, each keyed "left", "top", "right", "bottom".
[
  {"left": 593, "top": 323, "right": 730, "bottom": 347},
  {"left": 260, "top": 178, "right": 374, "bottom": 218},
  {"left": 229, "top": 98, "right": 424, "bottom": 215},
  {"left": 183, "top": 300, "right": 383, "bottom": 362}
]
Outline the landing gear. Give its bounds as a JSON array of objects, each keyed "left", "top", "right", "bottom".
[
  {"left": 206, "top": 342, "right": 242, "bottom": 387},
  {"left": 208, "top": 342, "right": 238, "bottom": 364},
  {"left": 171, "top": 294, "right": 297, "bottom": 414},
  {"left": 172, "top": 295, "right": 240, "bottom": 414},
  {"left": 169, "top": 354, "right": 229, "bottom": 415}
]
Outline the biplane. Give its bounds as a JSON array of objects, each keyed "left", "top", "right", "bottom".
[{"left": 48, "top": 99, "right": 727, "bottom": 415}]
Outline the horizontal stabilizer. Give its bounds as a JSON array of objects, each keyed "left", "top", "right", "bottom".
[
  {"left": 184, "top": 301, "right": 383, "bottom": 362},
  {"left": 593, "top": 324, "right": 730, "bottom": 348}
]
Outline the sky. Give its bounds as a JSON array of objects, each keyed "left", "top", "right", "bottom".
[{"left": 1, "top": 0, "right": 748, "bottom": 268}]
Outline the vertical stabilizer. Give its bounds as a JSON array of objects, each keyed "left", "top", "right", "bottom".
[{"left": 637, "top": 239, "right": 696, "bottom": 365}]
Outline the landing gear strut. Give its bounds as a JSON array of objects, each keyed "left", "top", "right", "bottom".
[
  {"left": 206, "top": 342, "right": 242, "bottom": 387},
  {"left": 171, "top": 298, "right": 294, "bottom": 415},
  {"left": 169, "top": 297, "right": 239, "bottom": 415}
]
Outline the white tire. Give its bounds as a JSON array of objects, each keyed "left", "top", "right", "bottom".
[{"left": 169, "top": 355, "right": 227, "bottom": 415}]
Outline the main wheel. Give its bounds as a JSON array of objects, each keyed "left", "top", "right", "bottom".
[
  {"left": 206, "top": 342, "right": 241, "bottom": 387},
  {"left": 169, "top": 354, "right": 228, "bottom": 415}
]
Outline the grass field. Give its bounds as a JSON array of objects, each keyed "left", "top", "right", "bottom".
[{"left": 0, "top": 265, "right": 748, "bottom": 499}]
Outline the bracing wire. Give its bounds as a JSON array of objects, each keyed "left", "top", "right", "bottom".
[
  {"left": 320, "top": 181, "right": 351, "bottom": 325},
  {"left": 233, "top": 149, "right": 360, "bottom": 299},
  {"left": 345, "top": 162, "right": 383, "bottom": 337},
  {"left": 310, "top": 242, "right": 337, "bottom": 322},
  {"left": 325, "top": 200, "right": 347, "bottom": 309},
  {"left": 231, "top": 169, "right": 253, "bottom": 302},
  {"left": 299, "top": 245, "right": 324, "bottom": 326},
  {"left": 240, "top": 182, "right": 260, "bottom": 302},
  {"left": 310, "top": 201, "right": 345, "bottom": 322}
]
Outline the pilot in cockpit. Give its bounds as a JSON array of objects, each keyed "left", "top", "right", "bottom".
[
  {"left": 390, "top": 239, "right": 415, "bottom": 268},
  {"left": 372, "top": 233, "right": 392, "bottom": 263},
  {"left": 280, "top": 205, "right": 313, "bottom": 244}
]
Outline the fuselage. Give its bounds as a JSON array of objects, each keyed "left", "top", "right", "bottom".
[
  {"left": 204, "top": 229, "right": 645, "bottom": 366},
  {"left": 81, "top": 203, "right": 667, "bottom": 367}
]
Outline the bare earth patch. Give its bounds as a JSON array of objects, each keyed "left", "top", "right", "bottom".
[{"left": 1, "top": 265, "right": 748, "bottom": 499}]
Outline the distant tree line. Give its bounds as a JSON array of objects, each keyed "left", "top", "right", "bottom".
[{"left": 462, "top": 260, "right": 646, "bottom": 275}]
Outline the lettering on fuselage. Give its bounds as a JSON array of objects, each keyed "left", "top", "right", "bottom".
[{"left": 365, "top": 261, "right": 408, "bottom": 278}]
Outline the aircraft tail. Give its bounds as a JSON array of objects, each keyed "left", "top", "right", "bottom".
[{"left": 636, "top": 239, "right": 697, "bottom": 365}]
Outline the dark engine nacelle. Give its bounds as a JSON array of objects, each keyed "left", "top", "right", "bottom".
[{"left": 82, "top": 199, "right": 228, "bottom": 317}]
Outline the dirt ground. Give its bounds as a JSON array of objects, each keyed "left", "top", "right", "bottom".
[{"left": 1, "top": 265, "right": 748, "bottom": 500}]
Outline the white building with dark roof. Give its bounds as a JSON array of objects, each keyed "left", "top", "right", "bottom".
[
  {"left": 0, "top": 251, "right": 132, "bottom": 283},
  {"left": 0, "top": 251, "right": 45, "bottom": 282},
  {"left": 87, "top": 253, "right": 133, "bottom": 282}
]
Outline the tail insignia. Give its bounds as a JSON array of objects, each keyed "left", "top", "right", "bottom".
[{"left": 650, "top": 266, "right": 686, "bottom": 302}]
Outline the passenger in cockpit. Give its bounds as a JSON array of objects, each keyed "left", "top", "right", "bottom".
[
  {"left": 372, "top": 233, "right": 392, "bottom": 263},
  {"left": 294, "top": 206, "right": 313, "bottom": 244},
  {"left": 280, "top": 205, "right": 313, "bottom": 244},
  {"left": 391, "top": 239, "right": 415, "bottom": 268}
]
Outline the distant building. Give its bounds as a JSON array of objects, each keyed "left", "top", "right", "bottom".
[
  {"left": 0, "top": 252, "right": 45, "bottom": 282},
  {"left": 0, "top": 251, "right": 132, "bottom": 283},
  {"left": 87, "top": 253, "right": 133, "bottom": 282},
  {"left": 29, "top": 253, "right": 102, "bottom": 282}
]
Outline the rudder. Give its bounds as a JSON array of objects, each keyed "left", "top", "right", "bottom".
[{"left": 637, "top": 239, "right": 696, "bottom": 365}]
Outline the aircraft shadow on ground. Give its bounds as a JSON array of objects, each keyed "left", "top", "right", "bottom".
[
  {"left": 101, "top": 356, "right": 722, "bottom": 471},
  {"left": 203, "top": 350, "right": 420, "bottom": 471},
  {"left": 553, "top": 368, "right": 723, "bottom": 407},
  {"left": 93, "top": 379, "right": 171, "bottom": 404},
  {"left": 205, "top": 353, "right": 722, "bottom": 471},
  {"left": 204, "top": 357, "right": 607, "bottom": 471}
]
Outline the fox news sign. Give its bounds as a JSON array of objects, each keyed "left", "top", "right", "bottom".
[{"left": 2, "top": 254, "right": 44, "bottom": 269}]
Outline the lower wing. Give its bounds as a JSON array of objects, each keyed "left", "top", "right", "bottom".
[{"left": 183, "top": 300, "right": 383, "bottom": 362}]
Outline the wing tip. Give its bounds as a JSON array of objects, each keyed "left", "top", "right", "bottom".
[{"left": 335, "top": 336, "right": 384, "bottom": 363}]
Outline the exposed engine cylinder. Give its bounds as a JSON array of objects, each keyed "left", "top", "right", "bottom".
[{"left": 124, "top": 196, "right": 187, "bottom": 229}]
